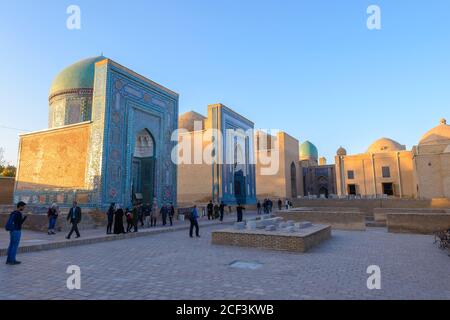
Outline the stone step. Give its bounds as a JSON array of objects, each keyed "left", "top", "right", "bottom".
[{"left": 366, "top": 221, "right": 386, "bottom": 228}]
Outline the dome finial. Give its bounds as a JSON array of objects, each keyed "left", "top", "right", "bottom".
[{"left": 440, "top": 118, "right": 447, "bottom": 125}]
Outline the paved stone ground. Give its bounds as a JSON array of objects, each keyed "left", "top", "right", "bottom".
[
  {"left": 0, "top": 223, "right": 449, "bottom": 300},
  {"left": 0, "top": 213, "right": 241, "bottom": 255}
]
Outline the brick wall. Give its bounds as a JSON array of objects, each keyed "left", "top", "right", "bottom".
[
  {"left": 211, "top": 226, "right": 331, "bottom": 253},
  {"left": 275, "top": 210, "right": 366, "bottom": 231},
  {"left": 387, "top": 212, "right": 450, "bottom": 234},
  {"left": 0, "top": 177, "right": 14, "bottom": 204},
  {"left": 0, "top": 208, "right": 107, "bottom": 232}
]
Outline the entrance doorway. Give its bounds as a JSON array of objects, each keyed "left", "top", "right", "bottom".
[
  {"left": 319, "top": 187, "right": 329, "bottom": 198},
  {"left": 290, "top": 162, "right": 297, "bottom": 198},
  {"left": 234, "top": 170, "right": 246, "bottom": 204},
  {"left": 382, "top": 183, "right": 394, "bottom": 196},
  {"left": 132, "top": 129, "right": 156, "bottom": 204},
  {"left": 348, "top": 184, "right": 357, "bottom": 195}
]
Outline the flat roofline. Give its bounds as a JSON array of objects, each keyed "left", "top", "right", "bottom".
[
  {"left": 19, "top": 121, "right": 92, "bottom": 137},
  {"left": 208, "top": 103, "right": 255, "bottom": 126},
  {"left": 106, "top": 59, "right": 179, "bottom": 98},
  {"left": 179, "top": 110, "right": 207, "bottom": 119}
]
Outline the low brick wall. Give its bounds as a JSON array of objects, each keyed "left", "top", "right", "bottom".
[
  {"left": 0, "top": 177, "right": 14, "bottom": 205},
  {"left": 292, "top": 198, "right": 450, "bottom": 215},
  {"left": 294, "top": 207, "right": 361, "bottom": 212},
  {"left": 0, "top": 210, "right": 107, "bottom": 233},
  {"left": 275, "top": 211, "right": 366, "bottom": 231},
  {"left": 374, "top": 208, "right": 450, "bottom": 223},
  {"left": 387, "top": 213, "right": 450, "bottom": 234},
  {"left": 211, "top": 225, "right": 331, "bottom": 253}
]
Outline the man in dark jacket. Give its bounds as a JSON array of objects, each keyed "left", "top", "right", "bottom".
[
  {"left": 189, "top": 205, "right": 200, "bottom": 238},
  {"left": 106, "top": 203, "right": 115, "bottom": 234},
  {"left": 160, "top": 204, "right": 169, "bottom": 226},
  {"left": 6, "top": 201, "right": 27, "bottom": 265},
  {"left": 219, "top": 201, "right": 225, "bottom": 222},
  {"left": 207, "top": 200, "right": 213, "bottom": 220},
  {"left": 169, "top": 203, "right": 175, "bottom": 226},
  {"left": 66, "top": 201, "right": 82, "bottom": 239},
  {"left": 236, "top": 204, "right": 245, "bottom": 222}
]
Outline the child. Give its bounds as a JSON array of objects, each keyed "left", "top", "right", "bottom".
[{"left": 125, "top": 208, "right": 133, "bottom": 233}]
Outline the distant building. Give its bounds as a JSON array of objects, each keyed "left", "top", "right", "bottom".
[
  {"left": 335, "top": 138, "right": 415, "bottom": 198},
  {"left": 177, "top": 104, "right": 257, "bottom": 205},
  {"left": 255, "top": 131, "right": 301, "bottom": 200},
  {"left": 413, "top": 119, "right": 450, "bottom": 199},
  {"left": 299, "top": 141, "right": 336, "bottom": 198}
]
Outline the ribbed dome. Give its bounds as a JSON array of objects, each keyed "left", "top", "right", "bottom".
[
  {"left": 299, "top": 141, "right": 318, "bottom": 160},
  {"left": 367, "top": 138, "right": 405, "bottom": 153},
  {"left": 49, "top": 56, "right": 106, "bottom": 96},
  {"left": 337, "top": 146, "right": 347, "bottom": 156},
  {"left": 419, "top": 119, "right": 450, "bottom": 146}
]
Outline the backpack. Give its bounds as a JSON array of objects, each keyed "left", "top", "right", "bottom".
[{"left": 5, "top": 212, "right": 16, "bottom": 232}]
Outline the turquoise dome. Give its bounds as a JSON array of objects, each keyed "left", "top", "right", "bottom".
[
  {"left": 49, "top": 56, "right": 106, "bottom": 96},
  {"left": 299, "top": 141, "right": 318, "bottom": 160}
]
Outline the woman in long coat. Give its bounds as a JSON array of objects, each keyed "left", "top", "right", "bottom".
[
  {"left": 151, "top": 198, "right": 159, "bottom": 227},
  {"left": 113, "top": 204, "right": 126, "bottom": 234}
]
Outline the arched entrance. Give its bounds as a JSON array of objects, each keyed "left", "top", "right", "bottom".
[
  {"left": 233, "top": 139, "right": 247, "bottom": 204},
  {"left": 290, "top": 162, "right": 297, "bottom": 198},
  {"left": 319, "top": 187, "right": 329, "bottom": 198},
  {"left": 132, "top": 129, "right": 156, "bottom": 204},
  {"left": 318, "top": 176, "right": 329, "bottom": 198}
]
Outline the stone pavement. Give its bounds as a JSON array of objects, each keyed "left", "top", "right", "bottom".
[
  {"left": 0, "top": 212, "right": 246, "bottom": 256},
  {"left": 0, "top": 222, "right": 449, "bottom": 300}
]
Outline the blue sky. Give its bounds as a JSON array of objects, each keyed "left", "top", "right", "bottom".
[{"left": 1, "top": 0, "right": 449, "bottom": 164}]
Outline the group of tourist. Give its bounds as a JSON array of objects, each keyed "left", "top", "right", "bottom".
[
  {"left": 106, "top": 200, "right": 175, "bottom": 235},
  {"left": 46, "top": 201, "right": 83, "bottom": 239},
  {"left": 4, "top": 199, "right": 249, "bottom": 266},
  {"left": 206, "top": 200, "right": 227, "bottom": 221},
  {"left": 256, "top": 198, "right": 293, "bottom": 214},
  {"left": 257, "top": 199, "right": 273, "bottom": 214}
]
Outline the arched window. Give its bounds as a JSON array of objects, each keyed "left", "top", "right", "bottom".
[{"left": 134, "top": 129, "right": 155, "bottom": 158}]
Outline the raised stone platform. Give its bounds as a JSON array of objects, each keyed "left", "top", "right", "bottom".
[
  {"left": 374, "top": 208, "right": 450, "bottom": 224},
  {"left": 275, "top": 210, "right": 366, "bottom": 231},
  {"left": 387, "top": 212, "right": 450, "bottom": 234},
  {"left": 211, "top": 215, "right": 331, "bottom": 253}
]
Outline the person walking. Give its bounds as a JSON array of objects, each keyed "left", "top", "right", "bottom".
[
  {"left": 47, "top": 203, "right": 59, "bottom": 235},
  {"left": 169, "top": 203, "right": 175, "bottom": 226},
  {"left": 161, "top": 204, "right": 169, "bottom": 226},
  {"left": 207, "top": 200, "right": 213, "bottom": 220},
  {"left": 285, "top": 199, "right": 289, "bottom": 210},
  {"left": 113, "top": 205, "right": 126, "bottom": 234},
  {"left": 278, "top": 199, "right": 282, "bottom": 211},
  {"left": 214, "top": 203, "right": 220, "bottom": 220},
  {"left": 66, "top": 201, "right": 82, "bottom": 239},
  {"left": 106, "top": 203, "right": 115, "bottom": 234},
  {"left": 143, "top": 203, "right": 151, "bottom": 228},
  {"left": 257, "top": 200, "right": 262, "bottom": 215},
  {"left": 219, "top": 201, "right": 225, "bottom": 222},
  {"left": 138, "top": 204, "right": 144, "bottom": 227},
  {"left": 5, "top": 201, "right": 27, "bottom": 265},
  {"left": 236, "top": 204, "right": 245, "bottom": 222},
  {"left": 132, "top": 205, "right": 139, "bottom": 232},
  {"left": 189, "top": 205, "right": 200, "bottom": 238},
  {"left": 125, "top": 208, "right": 133, "bottom": 233},
  {"left": 151, "top": 198, "right": 159, "bottom": 227}
]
